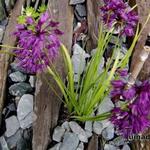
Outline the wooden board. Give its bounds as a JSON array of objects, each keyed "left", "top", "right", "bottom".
[
  {"left": 130, "top": 0, "right": 150, "bottom": 80},
  {"left": 86, "top": 0, "right": 100, "bottom": 50},
  {"left": 32, "top": 1, "right": 74, "bottom": 150},
  {"left": 0, "top": 0, "right": 25, "bottom": 126}
]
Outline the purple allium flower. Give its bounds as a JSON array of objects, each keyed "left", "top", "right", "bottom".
[
  {"left": 117, "top": 69, "right": 128, "bottom": 77},
  {"left": 122, "top": 87, "right": 136, "bottom": 100},
  {"left": 100, "top": 0, "right": 139, "bottom": 36},
  {"left": 110, "top": 106, "right": 150, "bottom": 138},
  {"left": 13, "top": 11, "right": 62, "bottom": 74},
  {"left": 111, "top": 78, "right": 136, "bottom": 101},
  {"left": 110, "top": 80, "right": 150, "bottom": 137}
]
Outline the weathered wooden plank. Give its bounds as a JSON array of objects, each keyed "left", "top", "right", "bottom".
[
  {"left": 86, "top": 0, "right": 100, "bottom": 50},
  {"left": 87, "top": 134, "right": 99, "bottom": 150},
  {"left": 130, "top": 0, "right": 150, "bottom": 80},
  {"left": 32, "top": 1, "right": 74, "bottom": 150},
  {"left": 0, "top": 0, "right": 25, "bottom": 126}
]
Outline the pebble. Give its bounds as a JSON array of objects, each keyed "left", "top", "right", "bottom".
[
  {"left": 75, "top": 4, "right": 86, "bottom": 17},
  {"left": 0, "top": 27, "right": 4, "bottom": 41},
  {"left": 110, "top": 136, "right": 126, "bottom": 146},
  {"left": 52, "top": 126, "right": 66, "bottom": 142},
  {"left": 69, "top": 121, "right": 88, "bottom": 143},
  {"left": 102, "top": 124, "right": 115, "bottom": 140},
  {"left": 9, "top": 82, "right": 32, "bottom": 97},
  {"left": 97, "top": 96, "right": 114, "bottom": 114},
  {"left": 6, "top": 129, "right": 22, "bottom": 149},
  {"left": 69, "top": 0, "right": 85, "bottom": 5},
  {"left": 122, "top": 144, "right": 131, "bottom": 150},
  {"left": 10, "top": 62, "right": 26, "bottom": 73},
  {"left": 77, "top": 142, "right": 84, "bottom": 150},
  {"left": 9, "top": 71, "right": 27, "bottom": 82},
  {"left": 60, "top": 132, "right": 79, "bottom": 150},
  {"left": 93, "top": 121, "right": 103, "bottom": 135},
  {"left": 17, "top": 94, "right": 37, "bottom": 129},
  {"left": 49, "top": 143, "right": 62, "bottom": 150},
  {"left": 104, "top": 144, "right": 118, "bottom": 150},
  {"left": 29, "top": 75, "right": 36, "bottom": 88},
  {"left": 72, "top": 44, "right": 90, "bottom": 82},
  {"left": 0, "top": 136, "right": 9, "bottom": 150},
  {"left": 5, "top": 116, "right": 20, "bottom": 137},
  {"left": 85, "top": 121, "right": 92, "bottom": 132},
  {"left": 61, "top": 121, "right": 70, "bottom": 131},
  {"left": 93, "top": 119, "right": 113, "bottom": 135}
]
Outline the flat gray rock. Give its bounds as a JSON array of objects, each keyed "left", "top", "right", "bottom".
[
  {"left": 61, "top": 121, "right": 70, "bottom": 131},
  {"left": 5, "top": 116, "right": 20, "bottom": 137},
  {"left": 77, "top": 142, "right": 84, "bottom": 150},
  {"left": 69, "top": 121, "right": 88, "bottom": 143},
  {"left": 97, "top": 97, "right": 114, "bottom": 114},
  {"left": 17, "top": 94, "right": 37, "bottom": 129},
  {"left": 9, "top": 71, "right": 27, "bottom": 82},
  {"left": 52, "top": 126, "right": 65, "bottom": 142},
  {"left": 75, "top": 4, "right": 86, "bottom": 17},
  {"left": 69, "top": 0, "right": 85, "bottom": 5},
  {"left": 6, "top": 129, "right": 22, "bottom": 149},
  {"left": 85, "top": 121, "right": 92, "bottom": 132},
  {"left": 93, "top": 120, "right": 113, "bottom": 135},
  {"left": 0, "top": 27, "right": 4, "bottom": 41},
  {"left": 9, "top": 82, "right": 32, "bottom": 97},
  {"left": 0, "top": 136, "right": 9, "bottom": 150},
  {"left": 93, "top": 121, "right": 103, "bottom": 135},
  {"left": 110, "top": 136, "right": 126, "bottom": 146},
  {"left": 122, "top": 144, "right": 131, "bottom": 150},
  {"left": 102, "top": 124, "right": 115, "bottom": 140},
  {"left": 29, "top": 75, "right": 36, "bottom": 87},
  {"left": 60, "top": 132, "right": 79, "bottom": 150},
  {"left": 72, "top": 44, "right": 90, "bottom": 82}
]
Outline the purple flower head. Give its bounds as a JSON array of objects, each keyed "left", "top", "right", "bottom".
[
  {"left": 26, "top": 17, "right": 34, "bottom": 24},
  {"left": 122, "top": 87, "right": 136, "bottom": 100},
  {"left": 110, "top": 106, "right": 150, "bottom": 138},
  {"left": 13, "top": 11, "right": 63, "bottom": 74},
  {"left": 117, "top": 69, "right": 128, "bottom": 77},
  {"left": 110, "top": 80, "right": 150, "bottom": 137},
  {"left": 100, "top": 0, "right": 139, "bottom": 36}
]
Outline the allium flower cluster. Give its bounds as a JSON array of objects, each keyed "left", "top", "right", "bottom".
[
  {"left": 110, "top": 70, "right": 150, "bottom": 138},
  {"left": 13, "top": 11, "right": 63, "bottom": 74},
  {"left": 100, "top": 0, "right": 139, "bottom": 36}
]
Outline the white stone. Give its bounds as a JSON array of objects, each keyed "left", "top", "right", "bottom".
[
  {"left": 85, "top": 121, "right": 92, "bottom": 132},
  {"left": 69, "top": 121, "right": 88, "bottom": 143},
  {"left": 93, "top": 119, "right": 113, "bottom": 135},
  {"left": 5, "top": 116, "right": 20, "bottom": 137},
  {"left": 69, "top": 0, "right": 85, "bottom": 5},
  {"left": 122, "top": 144, "right": 131, "bottom": 150},
  {"left": 60, "top": 132, "right": 79, "bottom": 150},
  {"left": 52, "top": 126, "right": 65, "bottom": 142},
  {"left": 0, "top": 27, "right": 4, "bottom": 41},
  {"left": 93, "top": 121, "right": 103, "bottom": 135},
  {"left": 0, "top": 136, "right": 9, "bottom": 150},
  {"left": 104, "top": 144, "right": 118, "bottom": 150},
  {"left": 97, "top": 97, "right": 114, "bottom": 114},
  {"left": 9, "top": 71, "right": 27, "bottom": 82},
  {"left": 72, "top": 44, "right": 90, "bottom": 82},
  {"left": 77, "top": 142, "right": 84, "bottom": 150},
  {"left": 29, "top": 75, "right": 36, "bottom": 87},
  {"left": 17, "top": 94, "right": 37, "bottom": 129},
  {"left": 102, "top": 124, "right": 115, "bottom": 140},
  {"left": 61, "top": 121, "right": 70, "bottom": 131}
]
